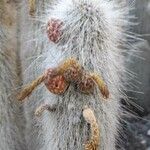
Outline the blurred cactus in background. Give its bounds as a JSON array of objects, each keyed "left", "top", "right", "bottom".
[
  {"left": 0, "top": 1, "right": 25, "bottom": 150},
  {"left": 127, "top": 0, "right": 150, "bottom": 115}
]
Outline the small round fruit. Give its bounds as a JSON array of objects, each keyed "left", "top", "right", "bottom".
[
  {"left": 44, "top": 75, "right": 69, "bottom": 95},
  {"left": 46, "top": 19, "right": 63, "bottom": 43}
]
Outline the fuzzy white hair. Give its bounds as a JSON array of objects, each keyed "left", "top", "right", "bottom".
[
  {"left": 0, "top": 1, "right": 25, "bottom": 150},
  {"left": 20, "top": 0, "right": 139, "bottom": 150}
]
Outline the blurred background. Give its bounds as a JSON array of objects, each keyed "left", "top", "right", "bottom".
[{"left": 124, "top": 0, "right": 150, "bottom": 149}]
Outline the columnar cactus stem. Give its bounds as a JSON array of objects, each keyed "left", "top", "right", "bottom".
[{"left": 20, "top": 0, "right": 138, "bottom": 150}]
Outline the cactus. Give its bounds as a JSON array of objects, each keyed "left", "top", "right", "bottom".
[
  {"left": 0, "top": 0, "right": 139, "bottom": 150},
  {"left": 19, "top": 0, "right": 140, "bottom": 149}
]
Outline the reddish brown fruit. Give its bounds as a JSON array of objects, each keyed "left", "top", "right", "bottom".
[
  {"left": 78, "top": 74, "right": 95, "bottom": 94},
  {"left": 44, "top": 75, "right": 69, "bottom": 95},
  {"left": 45, "top": 68, "right": 58, "bottom": 79},
  {"left": 46, "top": 19, "right": 63, "bottom": 43}
]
